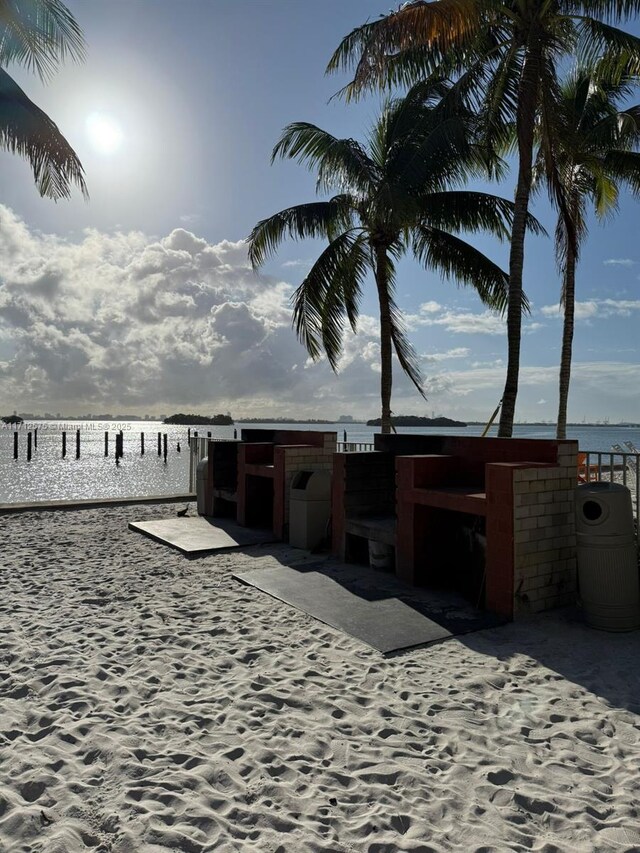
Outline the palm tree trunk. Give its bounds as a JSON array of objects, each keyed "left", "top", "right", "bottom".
[
  {"left": 556, "top": 240, "right": 576, "bottom": 440},
  {"left": 374, "top": 244, "right": 393, "bottom": 434},
  {"left": 498, "top": 45, "right": 541, "bottom": 438}
]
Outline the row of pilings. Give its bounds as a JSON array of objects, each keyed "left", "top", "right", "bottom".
[
  {"left": 10, "top": 426, "right": 240, "bottom": 463},
  {"left": 13, "top": 429, "right": 174, "bottom": 463}
]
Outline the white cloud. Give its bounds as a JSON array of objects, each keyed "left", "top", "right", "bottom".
[
  {"left": 540, "top": 298, "right": 640, "bottom": 320},
  {"left": 281, "top": 259, "right": 311, "bottom": 270},
  {"left": 0, "top": 205, "right": 401, "bottom": 417},
  {"left": 418, "top": 300, "right": 442, "bottom": 314},
  {"left": 604, "top": 258, "right": 636, "bottom": 267},
  {"left": 423, "top": 347, "right": 470, "bottom": 363},
  {"left": 421, "top": 309, "right": 505, "bottom": 335}
]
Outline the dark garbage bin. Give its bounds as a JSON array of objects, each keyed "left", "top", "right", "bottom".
[
  {"left": 575, "top": 482, "right": 640, "bottom": 631},
  {"left": 289, "top": 470, "right": 331, "bottom": 549}
]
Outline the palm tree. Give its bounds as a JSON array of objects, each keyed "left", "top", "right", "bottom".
[
  {"left": 534, "top": 67, "right": 640, "bottom": 438},
  {"left": 0, "top": 0, "right": 87, "bottom": 199},
  {"left": 327, "top": 0, "right": 640, "bottom": 435},
  {"left": 248, "top": 82, "right": 540, "bottom": 432}
]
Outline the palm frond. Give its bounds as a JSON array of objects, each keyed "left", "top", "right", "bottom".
[
  {"left": 603, "top": 149, "right": 640, "bottom": 194},
  {"left": 389, "top": 299, "right": 425, "bottom": 396},
  {"left": 574, "top": 0, "right": 640, "bottom": 24},
  {"left": 0, "top": 0, "right": 85, "bottom": 79},
  {"left": 577, "top": 18, "right": 640, "bottom": 78},
  {"left": 0, "top": 67, "right": 86, "bottom": 199},
  {"left": 291, "top": 229, "right": 369, "bottom": 368},
  {"left": 247, "top": 196, "right": 355, "bottom": 268},
  {"left": 272, "top": 122, "right": 376, "bottom": 196},
  {"left": 326, "top": 0, "right": 480, "bottom": 96},
  {"left": 421, "top": 190, "right": 545, "bottom": 239},
  {"left": 412, "top": 225, "right": 516, "bottom": 313}
]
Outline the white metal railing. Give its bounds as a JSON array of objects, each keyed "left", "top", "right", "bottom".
[
  {"left": 336, "top": 441, "right": 375, "bottom": 453},
  {"left": 188, "top": 438, "right": 377, "bottom": 489}
]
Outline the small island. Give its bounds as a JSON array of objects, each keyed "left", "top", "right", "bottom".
[
  {"left": 163, "top": 413, "right": 234, "bottom": 425},
  {"left": 2, "top": 415, "right": 23, "bottom": 425},
  {"left": 366, "top": 415, "right": 467, "bottom": 427}
]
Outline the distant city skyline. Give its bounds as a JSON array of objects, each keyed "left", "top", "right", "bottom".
[{"left": 0, "top": 2, "right": 639, "bottom": 423}]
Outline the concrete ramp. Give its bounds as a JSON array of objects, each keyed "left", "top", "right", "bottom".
[
  {"left": 129, "top": 515, "right": 275, "bottom": 554},
  {"left": 234, "top": 560, "right": 506, "bottom": 653}
]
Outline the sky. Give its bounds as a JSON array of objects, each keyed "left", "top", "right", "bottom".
[{"left": 1, "top": 0, "right": 640, "bottom": 423}]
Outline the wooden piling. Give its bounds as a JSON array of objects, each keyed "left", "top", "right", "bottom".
[
  {"left": 187, "top": 427, "right": 191, "bottom": 447},
  {"left": 119, "top": 430, "right": 123, "bottom": 457},
  {"left": 34, "top": 427, "right": 38, "bottom": 449},
  {"left": 141, "top": 432, "right": 145, "bottom": 455},
  {"left": 76, "top": 429, "right": 81, "bottom": 459},
  {"left": 207, "top": 431, "right": 212, "bottom": 439},
  {"left": 62, "top": 432, "right": 66, "bottom": 458},
  {"left": 13, "top": 431, "right": 18, "bottom": 459},
  {"left": 104, "top": 431, "right": 109, "bottom": 456},
  {"left": 163, "top": 433, "right": 168, "bottom": 462},
  {"left": 27, "top": 432, "right": 32, "bottom": 462},
  {"left": 157, "top": 432, "right": 161, "bottom": 456}
]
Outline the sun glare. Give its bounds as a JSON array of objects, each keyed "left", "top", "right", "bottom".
[{"left": 86, "top": 112, "right": 124, "bottom": 155}]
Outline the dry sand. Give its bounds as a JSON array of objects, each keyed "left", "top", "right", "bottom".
[{"left": 1, "top": 503, "right": 640, "bottom": 852}]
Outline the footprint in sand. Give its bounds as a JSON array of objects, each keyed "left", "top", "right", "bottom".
[{"left": 487, "top": 769, "right": 515, "bottom": 786}]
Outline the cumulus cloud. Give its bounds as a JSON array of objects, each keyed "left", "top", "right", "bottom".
[
  {"left": 0, "top": 206, "right": 397, "bottom": 416},
  {"left": 420, "top": 309, "right": 505, "bottom": 335},
  {"left": 540, "top": 299, "right": 640, "bottom": 320},
  {"left": 281, "top": 259, "right": 312, "bottom": 270},
  {"left": 423, "top": 347, "right": 470, "bottom": 363}
]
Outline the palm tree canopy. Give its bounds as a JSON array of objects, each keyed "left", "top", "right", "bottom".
[
  {"left": 327, "top": 0, "right": 640, "bottom": 97},
  {"left": 248, "top": 81, "right": 540, "bottom": 389},
  {"left": 535, "top": 64, "right": 640, "bottom": 282},
  {"left": 534, "top": 64, "right": 640, "bottom": 438},
  {"left": 327, "top": 0, "right": 640, "bottom": 436},
  {"left": 0, "top": 0, "right": 86, "bottom": 199}
]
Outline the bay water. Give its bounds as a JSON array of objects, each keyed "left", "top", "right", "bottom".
[{"left": 0, "top": 419, "right": 636, "bottom": 505}]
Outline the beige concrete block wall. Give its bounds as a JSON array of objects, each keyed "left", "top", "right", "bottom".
[
  {"left": 323, "top": 433, "right": 338, "bottom": 451},
  {"left": 513, "top": 446, "right": 578, "bottom": 614},
  {"left": 282, "top": 447, "right": 333, "bottom": 518}
]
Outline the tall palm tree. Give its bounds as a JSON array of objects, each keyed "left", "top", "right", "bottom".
[
  {"left": 248, "top": 82, "right": 540, "bottom": 432},
  {"left": 327, "top": 0, "right": 640, "bottom": 435},
  {"left": 534, "top": 67, "right": 640, "bottom": 438},
  {"left": 0, "top": 0, "right": 87, "bottom": 199}
]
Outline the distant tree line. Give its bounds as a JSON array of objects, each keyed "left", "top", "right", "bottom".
[
  {"left": 163, "top": 413, "right": 233, "bottom": 425},
  {"left": 366, "top": 416, "right": 466, "bottom": 427}
]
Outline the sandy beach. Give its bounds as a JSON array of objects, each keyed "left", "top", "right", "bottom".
[{"left": 1, "top": 503, "right": 640, "bottom": 852}]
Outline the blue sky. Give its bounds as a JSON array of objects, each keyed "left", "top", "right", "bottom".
[{"left": 0, "top": 0, "right": 639, "bottom": 422}]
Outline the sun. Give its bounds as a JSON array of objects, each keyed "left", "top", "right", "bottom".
[{"left": 86, "top": 112, "right": 124, "bottom": 155}]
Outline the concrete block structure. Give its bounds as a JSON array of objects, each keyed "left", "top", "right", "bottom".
[
  {"left": 332, "top": 435, "right": 578, "bottom": 620},
  {"left": 203, "top": 429, "right": 336, "bottom": 541}
]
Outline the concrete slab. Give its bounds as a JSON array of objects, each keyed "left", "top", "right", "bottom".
[
  {"left": 129, "top": 515, "right": 275, "bottom": 554},
  {"left": 234, "top": 560, "right": 506, "bottom": 654}
]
